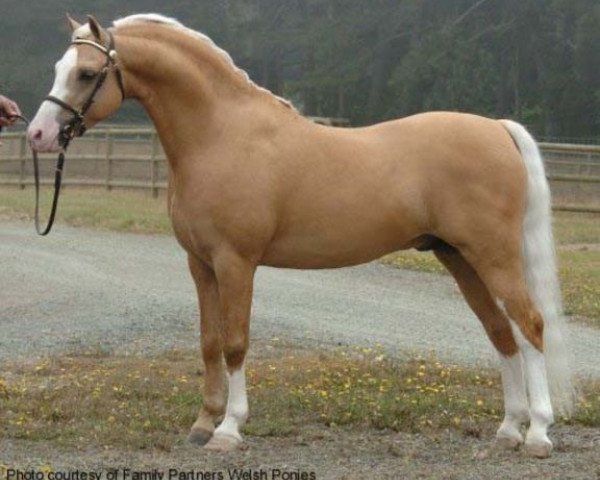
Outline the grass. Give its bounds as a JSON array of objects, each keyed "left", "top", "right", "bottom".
[
  {"left": 559, "top": 249, "right": 600, "bottom": 320},
  {"left": 1, "top": 186, "right": 598, "bottom": 321},
  {"left": 551, "top": 211, "right": 600, "bottom": 245},
  {"left": 0, "top": 187, "right": 172, "bottom": 234},
  {"left": 1, "top": 348, "right": 598, "bottom": 451}
]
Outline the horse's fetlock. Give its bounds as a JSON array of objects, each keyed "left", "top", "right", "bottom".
[{"left": 531, "top": 406, "right": 554, "bottom": 427}]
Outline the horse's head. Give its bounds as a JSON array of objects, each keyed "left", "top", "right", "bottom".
[{"left": 28, "top": 15, "right": 125, "bottom": 152}]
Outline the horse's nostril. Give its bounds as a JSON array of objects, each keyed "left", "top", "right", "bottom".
[{"left": 33, "top": 129, "right": 43, "bottom": 141}]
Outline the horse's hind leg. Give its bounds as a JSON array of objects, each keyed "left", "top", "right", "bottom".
[
  {"left": 434, "top": 249, "right": 529, "bottom": 449},
  {"left": 434, "top": 247, "right": 518, "bottom": 357},
  {"left": 187, "top": 255, "right": 226, "bottom": 446},
  {"left": 465, "top": 250, "right": 555, "bottom": 458}
]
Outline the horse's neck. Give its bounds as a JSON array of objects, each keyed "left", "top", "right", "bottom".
[{"left": 116, "top": 30, "right": 275, "bottom": 165}]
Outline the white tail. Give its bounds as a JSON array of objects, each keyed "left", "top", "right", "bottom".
[{"left": 500, "top": 119, "right": 575, "bottom": 416}]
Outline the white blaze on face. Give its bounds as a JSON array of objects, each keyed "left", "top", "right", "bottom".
[{"left": 27, "top": 47, "right": 78, "bottom": 152}]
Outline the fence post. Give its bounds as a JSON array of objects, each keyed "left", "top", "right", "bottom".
[
  {"left": 105, "top": 129, "right": 113, "bottom": 191},
  {"left": 150, "top": 132, "right": 159, "bottom": 198},
  {"left": 19, "top": 133, "right": 26, "bottom": 189}
]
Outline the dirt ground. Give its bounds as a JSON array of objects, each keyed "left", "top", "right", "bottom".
[
  {"left": 1, "top": 339, "right": 599, "bottom": 480},
  {"left": 1, "top": 223, "right": 599, "bottom": 479},
  {"left": 1, "top": 424, "right": 599, "bottom": 480},
  {"left": 1, "top": 221, "right": 599, "bottom": 377}
]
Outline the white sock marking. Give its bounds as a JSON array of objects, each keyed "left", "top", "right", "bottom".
[
  {"left": 507, "top": 318, "right": 554, "bottom": 446},
  {"left": 214, "top": 365, "right": 248, "bottom": 440},
  {"left": 497, "top": 353, "right": 528, "bottom": 440}
]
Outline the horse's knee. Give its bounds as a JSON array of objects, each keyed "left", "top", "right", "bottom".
[{"left": 223, "top": 336, "right": 248, "bottom": 371}]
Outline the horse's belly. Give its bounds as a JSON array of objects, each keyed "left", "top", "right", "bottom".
[
  {"left": 261, "top": 177, "right": 428, "bottom": 268},
  {"left": 260, "top": 221, "right": 417, "bottom": 269}
]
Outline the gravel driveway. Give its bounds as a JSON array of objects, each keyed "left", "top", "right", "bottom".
[{"left": 1, "top": 221, "right": 599, "bottom": 378}]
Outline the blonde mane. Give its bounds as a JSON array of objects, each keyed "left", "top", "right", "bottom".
[{"left": 112, "top": 13, "right": 294, "bottom": 110}]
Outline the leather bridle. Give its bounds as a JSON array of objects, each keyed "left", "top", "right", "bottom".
[
  {"left": 26, "top": 31, "right": 125, "bottom": 235},
  {"left": 46, "top": 31, "right": 125, "bottom": 149}
]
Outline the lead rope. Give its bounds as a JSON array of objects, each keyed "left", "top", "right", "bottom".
[{"left": 2, "top": 114, "right": 66, "bottom": 236}]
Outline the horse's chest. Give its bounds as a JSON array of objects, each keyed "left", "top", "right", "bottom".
[{"left": 168, "top": 191, "right": 216, "bottom": 263}]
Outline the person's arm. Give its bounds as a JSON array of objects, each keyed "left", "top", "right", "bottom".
[{"left": 0, "top": 95, "right": 21, "bottom": 127}]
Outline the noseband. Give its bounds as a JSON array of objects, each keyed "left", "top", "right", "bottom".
[{"left": 46, "top": 31, "right": 125, "bottom": 149}]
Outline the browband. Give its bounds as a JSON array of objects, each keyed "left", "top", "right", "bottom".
[{"left": 72, "top": 38, "right": 110, "bottom": 54}]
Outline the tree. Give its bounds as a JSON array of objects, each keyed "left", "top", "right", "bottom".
[{"left": 2, "top": 0, "right": 599, "bottom": 139}]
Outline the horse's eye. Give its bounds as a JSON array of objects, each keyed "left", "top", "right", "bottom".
[{"left": 78, "top": 70, "right": 98, "bottom": 81}]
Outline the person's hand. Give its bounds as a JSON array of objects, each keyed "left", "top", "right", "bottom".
[{"left": 0, "top": 95, "right": 21, "bottom": 127}]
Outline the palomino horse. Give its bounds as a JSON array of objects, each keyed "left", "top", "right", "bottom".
[{"left": 28, "top": 14, "right": 574, "bottom": 457}]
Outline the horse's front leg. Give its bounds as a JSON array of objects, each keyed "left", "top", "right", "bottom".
[
  {"left": 205, "top": 250, "right": 256, "bottom": 452},
  {"left": 187, "top": 254, "right": 227, "bottom": 446}
]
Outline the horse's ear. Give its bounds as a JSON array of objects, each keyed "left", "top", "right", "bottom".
[
  {"left": 66, "top": 13, "right": 81, "bottom": 32},
  {"left": 87, "top": 15, "right": 104, "bottom": 42}
]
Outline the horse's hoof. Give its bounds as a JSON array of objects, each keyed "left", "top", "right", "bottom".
[
  {"left": 524, "top": 439, "right": 553, "bottom": 458},
  {"left": 495, "top": 434, "right": 522, "bottom": 450},
  {"left": 495, "top": 423, "right": 523, "bottom": 451},
  {"left": 187, "top": 428, "right": 213, "bottom": 446},
  {"left": 204, "top": 432, "right": 241, "bottom": 452}
]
